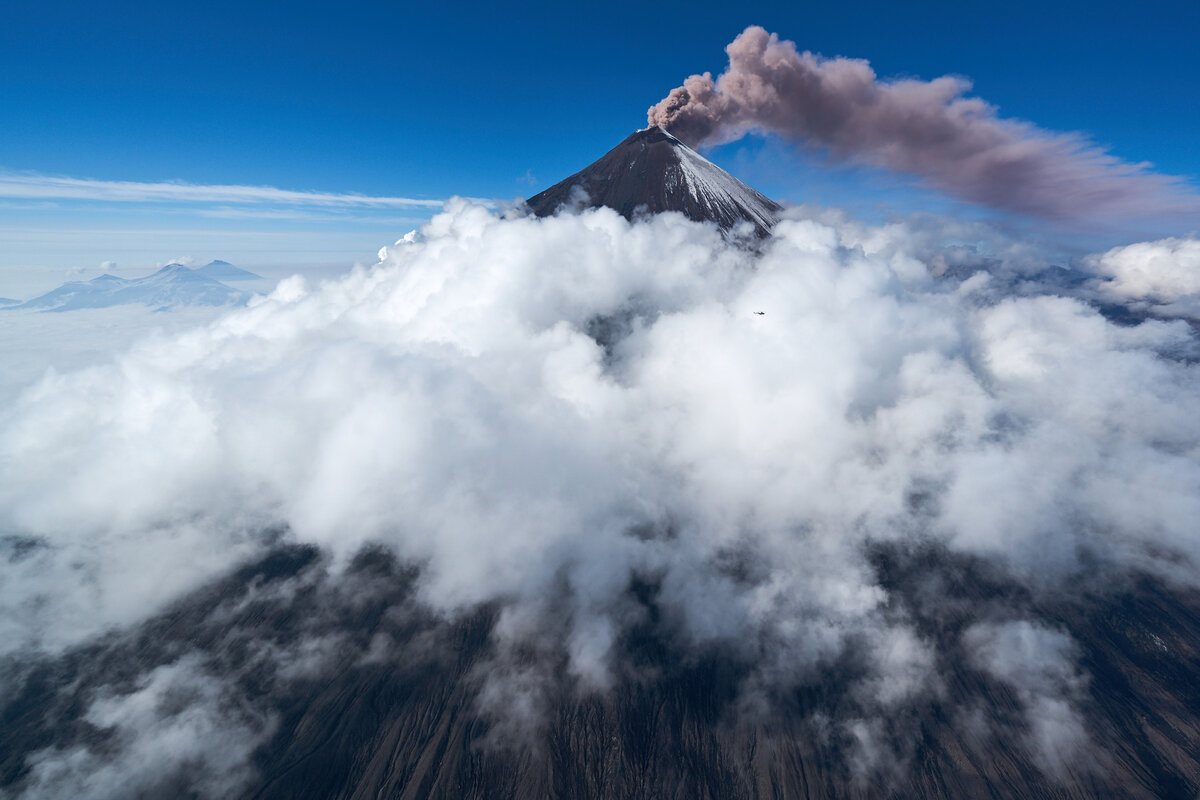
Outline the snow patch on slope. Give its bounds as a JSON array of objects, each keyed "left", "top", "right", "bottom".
[{"left": 648, "top": 126, "right": 779, "bottom": 234}]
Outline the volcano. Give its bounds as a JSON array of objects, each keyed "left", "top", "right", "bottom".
[
  {"left": 5, "top": 544, "right": 1200, "bottom": 799},
  {"left": 5, "top": 132, "right": 1200, "bottom": 800},
  {"left": 527, "top": 126, "right": 782, "bottom": 237}
]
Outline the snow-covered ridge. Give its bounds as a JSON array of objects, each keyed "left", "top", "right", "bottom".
[
  {"left": 526, "top": 126, "right": 782, "bottom": 238},
  {"left": 8, "top": 260, "right": 263, "bottom": 312},
  {"left": 670, "top": 136, "right": 781, "bottom": 234}
]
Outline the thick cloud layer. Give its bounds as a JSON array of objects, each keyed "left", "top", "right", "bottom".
[
  {"left": 647, "top": 26, "right": 1199, "bottom": 221},
  {"left": 1085, "top": 236, "right": 1200, "bottom": 318},
  {"left": 2, "top": 201, "right": 1200, "bottom": 794}
]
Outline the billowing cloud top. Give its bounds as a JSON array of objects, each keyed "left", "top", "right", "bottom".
[
  {"left": 3, "top": 201, "right": 1200, "bottom": 795},
  {"left": 648, "top": 26, "right": 1199, "bottom": 221}
]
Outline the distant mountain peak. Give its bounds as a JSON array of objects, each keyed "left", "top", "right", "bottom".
[
  {"left": 194, "top": 260, "right": 263, "bottom": 282},
  {"left": 526, "top": 126, "right": 782, "bottom": 237},
  {"left": 9, "top": 264, "right": 252, "bottom": 313}
]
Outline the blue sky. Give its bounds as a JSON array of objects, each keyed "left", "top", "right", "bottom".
[{"left": 2, "top": 0, "right": 1198, "bottom": 295}]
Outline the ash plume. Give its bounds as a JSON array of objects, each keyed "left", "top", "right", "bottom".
[{"left": 648, "top": 26, "right": 1199, "bottom": 221}]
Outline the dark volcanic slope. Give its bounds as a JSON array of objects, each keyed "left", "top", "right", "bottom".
[
  {"left": 3, "top": 544, "right": 1199, "bottom": 799},
  {"left": 527, "top": 127, "right": 782, "bottom": 237}
]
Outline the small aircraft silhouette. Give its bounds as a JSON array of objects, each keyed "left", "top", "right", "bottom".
[{"left": 753, "top": 311, "right": 765, "bottom": 315}]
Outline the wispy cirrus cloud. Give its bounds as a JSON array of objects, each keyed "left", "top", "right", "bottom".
[
  {"left": 194, "top": 206, "right": 432, "bottom": 224},
  {"left": 0, "top": 172, "right": 444, "bottom": 208},
  {"left": 0, "top": 172, "right": 446, "bottom": 283}
]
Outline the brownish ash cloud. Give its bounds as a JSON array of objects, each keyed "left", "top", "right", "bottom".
[{"left": 648, "top": 26, "right": 1199, "bottom": 221}]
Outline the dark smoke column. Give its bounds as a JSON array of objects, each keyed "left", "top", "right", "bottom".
[{"left": 648, "top": 26, "right": 1196, "bottom": 221}]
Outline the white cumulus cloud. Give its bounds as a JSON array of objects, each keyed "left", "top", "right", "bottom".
[{"left": 1, "top": 200, "right": 1199, "bottom": 789}]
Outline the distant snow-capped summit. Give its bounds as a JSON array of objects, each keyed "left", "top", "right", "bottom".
[
  {"left": 193, "top": 260, "right": 264, "bottom": 282},
  {"left": 526, "top": 126, "right": 782, "bottom": 237},
  {"left": 11, "top": 262, "right": 255, "bottom": 312}
]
